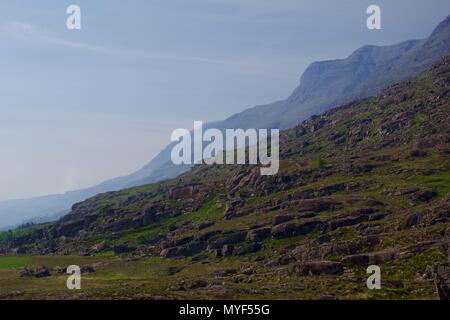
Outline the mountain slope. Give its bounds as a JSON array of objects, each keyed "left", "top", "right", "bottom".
[
  {"left": 127, "top": 15, "right": 450, "bottom": 186},
  {"left": 1, "top": 56, "right": 449, "bottom": 299},
  {"left": 1, "top": 15, "right": 449, "bottom": 229}
]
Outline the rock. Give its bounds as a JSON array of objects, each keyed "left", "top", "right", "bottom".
[
  {"left": 291, "top": 198, "right": 342, "bottom": 213},
  {"left": 412, "top": 190, "right": 437, "bottom": 202},
  {"left": 196, "top": 230, "right": 221, "bottom": 242},
  {"left": 160, "top": 242, "right": 205, "bottom": 258},
  {"left": 234, "top": 243, "right": 263, "bottom": 256},
  {"left": 55, "top": 266, "right": 67, "bottom": 274},
  {"left": 271, "top": 222, "right": 298, "bottom": 239},
  {"left": 196, "top": 221, "right": 214, "bottom": 230},
  {"left": 108, "top": 218, "right": 135, "bottom": 232},
  {"left": 410, "top": 148, "right": 427, "bottom": 157},
  {"left": 113, "top": 244, "right": 136, "bottom": 255},
  {"left": 433, "top": 264, "right": 450, "bottom": 300},
  {"left": 366, "top": 199, "right": 385, "bottom": 206},
  {"left": 241, "top": 267, "right": 255, "bottom": 275},
  {"left": 161, "top": 235, "right": 194, "bottom": 249},
  {"left": 247, "top": 227, "right": 271, "bottom": 242},
  {"left": 296, "top": 211, "right": 318, "bottom": 219},
  {"left": 19, "top": 268, "right": 34, "bottom": 277},
  {"left": 371, "top": 249, "right": 399, "bottom": 264},
  {"left": 168, "top": 184, "right": 199, "bottom": 199},
  {"left": 318, "top": 234, "right": 331, "bottom": 244},
  {"left": 188, "top": 280, "right": 208, "bottom": 289},
  {"left": 329, "top": 215, "right": 368, "bottom": 230},
  {"left": 80, "top": 265, "right": 95, "bottom": 274},
  {"left": 221, "top": 244, "right": 235, "bottom": 257},
  {"left": 342, "top": 254, "right": 370, "bottom": 266},
  {"left": 207, "top": 232, "right": 247, "bottom": 249},
  {"left": 13, "top": 247, "right": 28, "bottom": 254},
  {"left": 191, "top": 255, "right": 208, "bottom": 262},
  {"left": 342, "top": 249, "right": 399, "bottom": 266},
  {"left": 297, "top": 219, "right": 327, "bottom": 234},
  {"left": 272, "top": 215, "right": 293, "bottom": 226},
  {"left": 265, "top": 255, "right": 292, "bottom": 267},
  {"left": 56, "top": 220, "right": 84, "bottom": 237},
  {"left": 167, "top": 266, "right": 183, "bottom": 275},
  {"left": 271, "top": 220, "right": 326, "bottom": 239},
  {"left": 90, "top": 241, "right": 107, "bottom": 253},
  {"left": 160, "top": 247, "right": 178, "bottom": 258},
  {"left": 400, "top": 213, "right": 420, "bottom": 229},
  {"left": 35, "top": 266, "right": 51, "bottom": 278},
  {"left": 213, "top": 268, "right": 238, "bottom": 277},
  {"left": 213, "top": 249, "right": 222, "bottom": 259},
  {"left": 291, "top": 261, "right": 343, "bottom": 276}
]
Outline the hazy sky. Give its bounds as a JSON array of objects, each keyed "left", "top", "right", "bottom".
[{"left": 0, "top": 0, "right": 449, "bottom": 202}]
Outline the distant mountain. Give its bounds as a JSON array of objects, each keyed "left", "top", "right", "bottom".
[
  {"left": 0, "top": 15, "right": 449, "bottom": 229},
  {"left": 128, "top": 15, "right": 450, "bottom": 184}
]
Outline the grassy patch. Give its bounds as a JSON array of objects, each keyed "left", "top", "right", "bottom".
[{"left": 0, "top": 256, "right": 33, "bottom": 269}]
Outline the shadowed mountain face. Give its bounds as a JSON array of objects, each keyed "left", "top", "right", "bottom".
[
  {"left": 1, "top": 57, "right": 449, "bottom": 299},
  {"left": 0, "top": 15, "right": 449, "bottom": 229}
]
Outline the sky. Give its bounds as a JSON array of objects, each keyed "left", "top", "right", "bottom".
[{"left": 0, "top": 0, "right": 449, "bottom": 202}]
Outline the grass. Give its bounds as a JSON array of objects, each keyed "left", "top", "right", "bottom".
[
  {"left": 413, "top": 172, "right": 450, "bottom": 196},
  {"left": 0, "top": 256, "right": 33, "bottom": 269}
]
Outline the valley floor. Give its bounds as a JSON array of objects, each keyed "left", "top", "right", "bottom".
[{"left": 0, "top": 252, "right": 441, "bottom": 300}]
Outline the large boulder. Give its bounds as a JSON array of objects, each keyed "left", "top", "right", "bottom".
[
  {"left": 160, "top": 242, "right": 205, "bottom": 258},
  {"left": 329, "top": 215, "right": 368, "bottom": 230},
  {"left": 234, "top": 243, "right": 263, "bottom": 256},
  {"left": 247, "top": 227, "right": 271, "bottom": 242},
  {"left": 271, "top": 220, "right": 326, "bottom": 239},
  {"left": 271, "top": 222, "right": 298, "bottom": 239},
  {"left": 35, "top": 266, "right": 51, "bottom": 278},
  {"left": 400, "top": 213, "right": 420, "bottom": 229},
  {"left": 19, "top": 268, "right": 34, "bottom": 277},
  {"left": 207, "top": 232, "right": 247, "bottom": 250}
]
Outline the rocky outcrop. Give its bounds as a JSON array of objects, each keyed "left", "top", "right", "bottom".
[
  {"left": 247, "top": 227, "right": 271, "bottom": 242},
  {"left": 207, "top": 232, "right": 247, "bottom": 250},
  {"left": 342, "top": 249, "right": 400, "bottom": 266},
  {"left": 160, "top": 242, "right": 205, "bottom": 258},
  {"left": 290, "top": 261, "right": 343, "bottom": 276},
  {"left": 271, "top": 219, "right": 327, "bottom": 239}
]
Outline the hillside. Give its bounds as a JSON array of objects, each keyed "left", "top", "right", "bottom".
[
  {"left": 0, "top": 56, "right": 449, "bottom": 300},
  {"left": 1, "top": 15, "right": 449, "bottom": 229}
]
